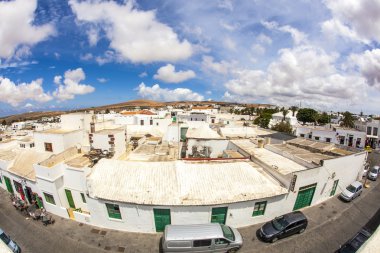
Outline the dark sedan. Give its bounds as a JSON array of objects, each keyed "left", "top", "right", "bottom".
[{"left": 257, "top": 211, "right": 308, "bottom": 243}]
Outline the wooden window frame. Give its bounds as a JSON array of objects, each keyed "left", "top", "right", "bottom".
[
  {"left": 43, "top": 192, "right": 56, "bottom": 205},
  {"left": 106, "top": 203, "right": 122, "bottom": 219},
  {"left": 44, "top": 142, "right": 53, "bottom": 152},
  {"left": 252, "top": 201, "right": 267, "bottom": 216}
]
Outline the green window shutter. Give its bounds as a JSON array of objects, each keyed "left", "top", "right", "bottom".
[
  {"left": 43, "top": 193, "right": 56, "bottom": 205},
  {"left": 252, "top": 201, "right": 267, "bottom": 216},
  {"left": 81, "top": 193, "right": 86, "bottom": 203},
  {"left": 330, "top": 180, "right": 339, "bottom": 196},
  {"left": 106, "top": 203, "right": 122, "bottom": 219}
]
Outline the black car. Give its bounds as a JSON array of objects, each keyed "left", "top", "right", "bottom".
[
  {"left": 258, "top": 211, "right": 308, "bottom": 243},
  {"left": 336, "top": 228, "right": 371, "bottom": 253}
]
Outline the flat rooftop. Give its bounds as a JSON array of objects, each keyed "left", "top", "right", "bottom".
[
  {"left": 94, "top": 128, "right": 124, "bottom": 135},
  {"left": 0, "top": 149, "right": 17, "bottom": 161},
  {"left": 287, "top": 138, "right": 355, "bottom": 156},
  {"left": 186, "top": 125, "right": 223, "bottom": 139},
  {"left": 123, "top": 142, "right": 177, "bottom": 161},
  {"left": 87, "top": 160, "right": 288, "bottom": 205},
  {"left": 37, "top": 128, "right": 81, "bottom": 134},
  {"left": 231, "top": 139, "right": 309, "bottom": 174},
  {"left": 39, "top": 147, "right": 90, "bottom": 168}
]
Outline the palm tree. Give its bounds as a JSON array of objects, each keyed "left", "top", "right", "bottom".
[
  {"left": 282, "top": 108, "right": 288, "bottom": 121},
  {"left": 341, "top": 111, "right": 355, "bottom": 128},
  {"left": 290, "top": 106, "right": 298, "bottom": 117}
]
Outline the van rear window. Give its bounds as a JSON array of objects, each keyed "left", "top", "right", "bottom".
[
  {"left": 167, "top": 241, "right": 191, "bottom": 248},
  {"left": 221, "top": 225, "right": 235, "bottom": 241},
  {"left": 193, "top": 239, "right": 212, "bottom": 247}
]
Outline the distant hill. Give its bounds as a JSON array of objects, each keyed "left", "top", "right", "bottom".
[{"left": 0, "top": 111, "right": 63, "bottom": 124}]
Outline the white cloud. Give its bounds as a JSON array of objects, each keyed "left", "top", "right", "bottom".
[
  {"left": 322, "top": 0, "right": 380, "bottom": 43},
  {"left": 251, "top": 44, "right": 265, "bottom": 55},
  {"left": 257, "top": 33, "right": 272, "bottom": 45},
  {"left": 0, "top": 77, "right": 52, "bottom": 106},
  {"left": 153, "top": 64, "right": 195, "bottom": 83},
  {"left": 97, "top": 78, "right": 108, "bottom": 83},
  {"left": 224, "top": 46, "right": 367, "bottom": 108},
  {"left": 53, "top": 68, "right": 95, "bottom": 101},
  {"left": 262, "top": 21, "right": 307, "bottom": 45},
  {"left": 201, "top": 56, "right": 232, "bottom": 75},
  {"left": 80, "top": 53, "right": 94, "bottom": 61},
  {"left": 350, "top": 49, "right": 380, "bottom": 87},
  {"left": 223, "top": 37, "right": 236, "bottom": 51},
  {"left": 139, "top": 72, "right": 148, "bottom": 78},
  {"left": 137, "top": 83, "right": 204, "bottom": 101},
  {"left": 95, "top": 50, "right": 120, "bottom": 65},
  {"left": 219, "top": 21, "right": 239, "bottom": 31},
  {"left": 24, "top": 103, "right": 33, "bottom": 108},
  {"left": 69, "top": 0, "right": 193, "bottom": 63},
  {"left": 218, "top": 0, "right": 234, "bottom": 11},
  {"left": 0, "top": 0, "right": 55, "bottom": 59},
  {"left": 0, "top": 60, "right": 38, "bottom": 69},
  {"left": 87, "top": 27, "right": 99, "bottom": 46}
]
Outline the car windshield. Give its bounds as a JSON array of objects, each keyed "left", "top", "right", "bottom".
[
  {"left": 0, "top": 232, "right": 10, "bottom": 245},
  {"left": 346, "top": 185, "right": 356, "bottom": 193},
  {"left": 370, "top": 168, "right": 378, "bottom": 173},
  {"left": 221, "top": 225, "right": 235, "bottom": 241},
  {"left": 272, "top": 217, "right": 289, "bottom": 231}
]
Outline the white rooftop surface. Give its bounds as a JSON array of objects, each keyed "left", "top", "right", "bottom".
[
  {"left": 231, "top": 139, "right": 308, "bottom": 175},
  {"left": 186, "top": 125, "right": 223, "bottom": 139},
  {"left": 87, "top": 159, "right": 288, "bottom": 205},
  {"left": 219, "top": 127, "right": 257, "bottom": 138},
  {"left": 9, "top": 149, "right": 51, "bottom": 181}
]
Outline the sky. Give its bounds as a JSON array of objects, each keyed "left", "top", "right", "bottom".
[{"left": 1, "top": 0, "right": 380, "bottom": 117}]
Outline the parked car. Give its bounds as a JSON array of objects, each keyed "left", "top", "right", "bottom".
[
  {"left": 367, "top": 166, "right": 379, "bottom": 181},
  {"left": 161, "top": 223, "right": 243, "bottom": 253},
  {"left": 257, "top": 211, "right": 308, "bottom": 243},
  {"left": 336, "top": 228, "right": 371, "bottom": 253},
  {"left": 340, "top": 181, "right": 363, "bottom": 202},
  {"left": 0, "top": 228, "right": 21, "bottom": 253}
]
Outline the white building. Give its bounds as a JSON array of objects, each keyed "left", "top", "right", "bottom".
[
  {"left": 269, "top": 110, "right": 298, "bottom": 129},
  {"left": 296, "top": 125, "right": 366, "bottom": 148}
]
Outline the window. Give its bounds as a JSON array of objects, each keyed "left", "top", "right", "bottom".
[
  {"left": 0, "top": 176, "right": 2, "bottom": 184},
  {"left": 150, "top": 119, "right": 153, "bottom": 125},
  {"left": 326, "top": 138, "right": 331, "bottom": 143},
  {"left": 367, "top": 126, "right": 372, "bottom": 135},
  {"left": 20, "top": 144, "right": 25, "bottom": 148},
  {"left": 252, "top": 201, "right": 267, "bottom": 216},
  {"left": 81, "top": 193, "right": 86, "bottom": 203},
  {"left": 300, "top": 134, "right": 305, "bottom": 138},
  {"left": 193, "top": 239, "right": 212, "bottom": 247},
  {"left": 215, "top": 238, "right": 229, "bottom": 245},
  {"left": 106, "top": 203, "right": 122, "bottom": 219},
  {"left": 140, "top": 120, "right": 144, "bottom": 126},
  {"left": 30, "top": 143, "right": 35, "bottom": 148},
  {"left": 44, "top": 142, "right": 53, "bottom": 152},
  {"left": 43, "top": 193, "right": 56, "bottom": 205},
  {"left": 308, "top": 134, "right": 312, "bottom": 139},
  {"left": 167, "top": 241, "right": 191, "bottom": 248},
  {"left": 314, "top": 137, "right": 320, "bottom": 141},
  {"left": 374, "top": 127, "right": 378, "bottom": 136}
]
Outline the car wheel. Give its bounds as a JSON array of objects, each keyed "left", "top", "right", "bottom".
[
  {"left": 228, "top": 248, "right": 239, "bottom": 253},
  {"left": 299, "top": 228, "right": 305, "bottom": 234},
  {"left": 271, "top": 237, "right": 278, "bottom": 243}
]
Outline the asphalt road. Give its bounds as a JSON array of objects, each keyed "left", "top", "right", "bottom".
[{"left": 0, "top": 152, "right": 379, "bottom": 253}]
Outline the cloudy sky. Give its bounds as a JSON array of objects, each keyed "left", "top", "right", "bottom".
[{"left": 1, "top": 0, "right": 380, "bottom": 116}]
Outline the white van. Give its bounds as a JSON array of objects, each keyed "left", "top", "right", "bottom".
[{"left": 162, "top": 223, "right": 243, "bottom": 253}]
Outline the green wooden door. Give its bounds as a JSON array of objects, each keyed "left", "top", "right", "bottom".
[
  {"left": 293, "top": 184, "right": 316, "bottom": 210},
  {"left": 154, "top": 209, "right": 171, "bottom": 232},
  {"left": 3, "top": 176, "right": 14, "bottom": 194},
  {"left": 330, "top": 180, "right": 339, "bottom": 196},
  {"left": 211, "top": 207, "right": 228, "bottom": 224},
  {"left": 65, "top": 189, "right": 76, "bottom": 208}
]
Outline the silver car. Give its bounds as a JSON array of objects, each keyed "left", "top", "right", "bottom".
[
  {"left": 340, "top": 181, "right": 363, "bottom": 202},
  {"left": 367, "top": 166, "right": 379, "bottom": 181},
  {"left": 0, "top": 229, "right": 21, "bottom": 253},
  {"left": 162, "top": 223, "right": 243, "bottom": 253}
]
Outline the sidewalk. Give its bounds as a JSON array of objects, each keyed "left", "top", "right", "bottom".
[{"left": 0, "top": 179, "right": 379, "bottom": 253}]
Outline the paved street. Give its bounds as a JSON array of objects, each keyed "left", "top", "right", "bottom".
[{"left": 0, "top": 153, "right": 379, "bottom": 253}]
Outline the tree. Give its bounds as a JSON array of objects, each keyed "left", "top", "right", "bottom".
[
  {"left": 341, "top": 111, "right": 355, "bottom": 128},
  {"left": 282, "top": 109, "right": 288, "bottom": 121},
  {"left": 271, "top": 121, "right": 293, "bottom": 134},
  {"left": 1, "top": 120, "right": 6, "bottom": 126},
  {"left": 105, "top": 108, "right": 110, "bottom": 114},
  {"left": 290, "top": 106, "right": 298, "bottom": 116},
  {"left": 296, "top": 108, "right": 318, "bottom": 125},
  {"left": 254, "top": 112, "right": 272, "bottom": 128},
  {"left": 317, "top": 112, "right": 330, "bottom": 125}
]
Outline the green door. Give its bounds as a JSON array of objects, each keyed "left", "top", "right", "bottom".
[
  {"left": 154, "top": 209, "right": 171, "bottom": 232},
  {"left": 3, "top": 176, "right": 14, "bottom": 194},
  {"left": 65, "top": 189, "right": 76, "bottom": 208},
  {"left": 211, "top": 207, "right": 228, "bottom": 224},
  {"left": 330, "top": 180, "right": 339, "bottom": 196},
  {"left": 293, "top": 184, "right": 317, "bottom": 211}
]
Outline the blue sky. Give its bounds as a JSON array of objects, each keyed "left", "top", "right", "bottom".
[{"left": 1, "top": 0, "right": 380, "bottom": 116}]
